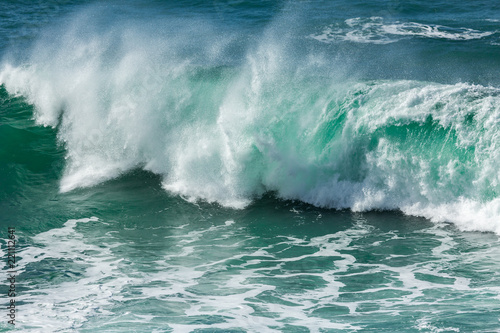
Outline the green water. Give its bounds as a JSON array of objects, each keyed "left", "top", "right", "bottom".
[{"left": 2, "top": 1, "right": 500, "bottom": 332}]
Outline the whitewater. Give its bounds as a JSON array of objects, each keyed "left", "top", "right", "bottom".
[{"left": 1, "top": 5, "right": 499, "bottom": 233}]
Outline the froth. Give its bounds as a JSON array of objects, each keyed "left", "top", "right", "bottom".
[{"left": 311, "top": 17, "right": 497, "bottom": 44}]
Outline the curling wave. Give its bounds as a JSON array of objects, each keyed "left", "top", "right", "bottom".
[{"left": 1, "top": 8, "right": 500, "bottom": 233}]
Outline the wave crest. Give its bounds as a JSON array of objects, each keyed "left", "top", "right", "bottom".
[{"left": 1, "top": 9, "right": 500, "bottom": 233}]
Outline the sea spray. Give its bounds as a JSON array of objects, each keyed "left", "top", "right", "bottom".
[{"left": 1, "top": 6, "right": 500, "bottom": 233}]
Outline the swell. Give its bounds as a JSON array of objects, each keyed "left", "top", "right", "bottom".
[{"left": 1, "top": 7, "right": 500, "bottom": 233}]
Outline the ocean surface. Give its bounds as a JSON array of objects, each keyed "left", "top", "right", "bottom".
[{"left": 1, "top": 0, "right": 500, "bottom": 332}]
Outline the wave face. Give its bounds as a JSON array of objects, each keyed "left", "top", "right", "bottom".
[{"left": 1, "top": 4, "right": 500, "bottom": 233}]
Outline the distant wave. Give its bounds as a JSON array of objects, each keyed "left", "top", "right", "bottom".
[
  {"left": 311, "top": 17, "right": 497, "bottom": 44},
  {"left": 1, "top": 9, "right": 500, "bottom": 233}
]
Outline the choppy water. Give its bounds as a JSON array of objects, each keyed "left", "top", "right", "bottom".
[{"left": 1, "top": 1, "right": 500, "bottom": 332}]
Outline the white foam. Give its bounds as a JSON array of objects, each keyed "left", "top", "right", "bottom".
[
  {"left": 311, "top": 17, "right": 496, "bottom": 44},
  {"left": 9, "top": 213, "right": 500, "bottom": 332},
  {"left": 13, "top": 217, "right": 127, "bottom": 331}
]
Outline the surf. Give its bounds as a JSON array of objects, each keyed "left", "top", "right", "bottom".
[{"left": 1, "top": 4, "right": 499, "bottom": 233}]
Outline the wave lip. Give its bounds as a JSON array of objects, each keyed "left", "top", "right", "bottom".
[{"left": 311, "top": 17, "right": 497, "bottom": 44}]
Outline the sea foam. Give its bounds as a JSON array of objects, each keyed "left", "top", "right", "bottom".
[{"left": 311, "top": 17, "right": 497, "bottom": 44}]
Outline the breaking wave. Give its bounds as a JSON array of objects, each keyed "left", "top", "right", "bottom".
[{"left": 1, "top": 7, "right": 500, "bottom": 233}]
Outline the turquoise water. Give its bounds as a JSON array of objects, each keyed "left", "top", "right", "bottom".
[{"left": 1, "top": 1, "right": 500, "bottom": 332}]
